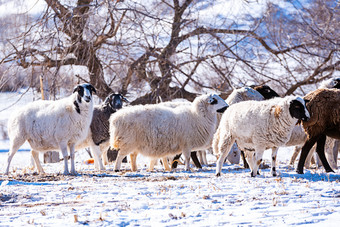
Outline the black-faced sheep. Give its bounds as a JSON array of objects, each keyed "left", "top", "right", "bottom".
[
  {"left": 5, "top": 84, "right": 96, "bottom": 175},
  {"left": 250, "top": 85, "right": 280, "bottom": 100},
  {"left": 297, "top": 88, "right": 340, "bottom": 174},
  {"left": 89, "top": 93, "right": 128, "bottom": 168},
  {"left": 214, "top": 96, "right": 310, "bottom": 177},
  {"left": 110, "top": 94, "right": 228, "bottom": 172}
]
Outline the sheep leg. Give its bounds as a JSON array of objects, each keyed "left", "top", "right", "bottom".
[
  {"left": 240, "top": 150, "right": 249, "bottom": 168},
  {"left": 59, "top": 143, "right": 70, "bottom": 175},
  {"left": 304, "top": 146, "right": 316, "bottom": 169},
  {"left": 129, "top": 153, "right": 138, "bottom": 171},
  {"left": 315, "top": 134, "right": 334, "bottom": 173},
  {"left": 322, "top": 138, "right": 336, "bottom": 169},
  {"left": 198, "top": 151, "right": 203, "bottom": 165},
  {"left": 198, "top": 150, "right": 208, "bottom": 165},
  {"left": 69, "top": 143, "right": 76, "bottom": 175},
  {"left": 171, "top": 154, "right": 182, "bottom": 169},
  {"left": 102, "top": 149, "right": 109, "bottom": 165},
  {"left": 297, "top": 135, "right": 319, "bottom": 174},
  {"left": 271, "top": 147, "right": 279, "bottom": 177},
  {"left": 31, "top": 150, "right": 45, "bottom": 174},
  {"left": 202, "top": 150, "right": 208, "bottom": 165},
  {"left": 114, "top": 150, "right": 126, "bottom": 172},
  {"left": 289, "top": 146, "right": 301, "bottom": 166},
  {"left": 90, "top": 145, "right": 105, "bottom": 171},
  {"left": 249, "top": 149, "right": 265, "bottom": 177},
  {"left": 191, "top": 151, "right": 202, "bottom": 168},
  {"left": 5, "top": 137, "right": 26, "bottom": 175},
  {"left": 331, "top": 140, "right": 339, "bottom": 170},
  {"left": 148, "top": 158, "right": 157, "bottom": 171},
  {"left": 182, "top": 150, "right": 191, "bottom": 171},
  {"left": 161, "top": 157, "right": 171, "bottom": 171},
  {"left": 215, "top": 135, "right": 235, "bottom": 176}
]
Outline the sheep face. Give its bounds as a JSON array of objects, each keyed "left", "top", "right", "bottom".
[
  {"left": 289, "top": 97, "right": 310, "bottom": 121},
  {"left": 105, "top": 93, "right": 128, "bottom": 110},
  {"left": 331, "top": 78, "right": 340, "bottom": 89},
  {"left": 73, "top": 83, "right": 96, "bottom": 103},
  {"left": 252, "top": 85, "right": 280, "bottom": 99},
  {"left": 208, "top": 94, "right": 229, "bottom": 113}
]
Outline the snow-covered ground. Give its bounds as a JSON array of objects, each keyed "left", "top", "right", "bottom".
[
  {"left": 0, "top": 149, "right": 340, "bottom": 226},
  {"left": 0, "top": 91, "right": 339, "bottom": 226}
]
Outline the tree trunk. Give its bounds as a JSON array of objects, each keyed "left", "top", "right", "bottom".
[{"left": 39, "top": 73, "right": 61, "bottom": 164}]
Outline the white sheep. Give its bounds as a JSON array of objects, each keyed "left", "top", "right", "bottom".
[
  {"left": 213, "top": 96, "right": 310, "bottom": 177},
  {"left": 224, "top": 87, "right": 265, "bottom": 165},
  {"left": 110, "top": 93, "right": 228, "bottom": 172},
  {"left": 167, "top": 87, "right": 265, "bottom": 169},
  {"left": 5, "top": 84, "right": 96, "bottom": 175}
]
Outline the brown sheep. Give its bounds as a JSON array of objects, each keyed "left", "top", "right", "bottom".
[{"left": 297, "top": 88, "right": 340, "bottom": 174}]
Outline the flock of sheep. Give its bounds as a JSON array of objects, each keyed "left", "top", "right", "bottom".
[{"left": 4, "top": 78, "right": 340, "bottom": 177}]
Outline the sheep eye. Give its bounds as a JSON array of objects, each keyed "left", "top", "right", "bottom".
[{"left": 209, "top": 98, "right": 218, "bottom": 105}]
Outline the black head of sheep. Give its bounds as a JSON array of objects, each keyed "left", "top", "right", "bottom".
[
  {"left": 104, "top": 93, "right": 129, "bottom": 111},
  {"left": 289, "top": 97, "right": 310, "bottom": 122},
  {"left": 250, "top": 85, "right": 280, "bottom": 99},
  {"left": 73, "top": 83, "right": 96, "bottom": 103},
  {"left": 331, "top": 78, "right": 340, "bottom": 89}
]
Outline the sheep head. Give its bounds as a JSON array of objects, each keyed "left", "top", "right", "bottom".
[
  {"left": 289, "top": 97, "right": 310, "bottom": 122},
  {"left": 104, "top": 93, "right": 129, "bottom": 110},
  {"left": 207, "top": 93, "right": 229, "bottom": 113},
  {"left": 73, "top": 83, "right": 96, "bottom": 103}
]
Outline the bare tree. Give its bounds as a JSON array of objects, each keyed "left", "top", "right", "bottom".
[{"left": 0, "top": 0, "right": 339, "bottom": 102}]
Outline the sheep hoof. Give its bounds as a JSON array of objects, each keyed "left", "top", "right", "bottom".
[
  {"left": 114, "top": 169, "right": 120, "bottom": 172},
  {"left": 296, "top": 169, "right": 304, "bottom": 174},
  {"left": 251, "top": 171, "right": 256, "bottom": 177},
  {"left": 326, "top": 169, "right": 335, "bottom": 173},
  {"left": 216, "top": 172, "right": 221, "bottom": 177},
  {"left": 63, "top": 171, "right": 70, "bottom": 175},
  {"left": 272, "top": 172, "right": 277, "bottom": 177}
]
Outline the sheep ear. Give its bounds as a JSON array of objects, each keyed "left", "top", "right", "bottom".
[
  {"left": 121, "top": 95, "right": 129, "bottom": 103},
  {"left": 73, "top": 85, "right": 79, "bottom": 93},
  {"left": 89, "top": 85, "right": 96, "bottom": 94},
  {"left": 104, "top": 96, "right": 111, "bottom": 104}
]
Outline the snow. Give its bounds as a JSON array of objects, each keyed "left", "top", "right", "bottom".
[
  {"left": 0, "top": 150, "right": 340, "bottom": 226},
  {"left": 0, "top": 91, "right": 340, "bottom": 226}
]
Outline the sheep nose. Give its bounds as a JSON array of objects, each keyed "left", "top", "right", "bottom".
[{"left": 84, "top": 96, "right": 91, "bottom": 102}]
